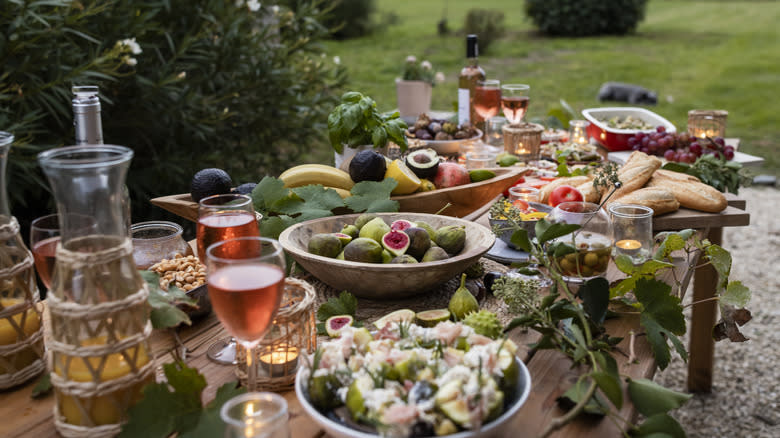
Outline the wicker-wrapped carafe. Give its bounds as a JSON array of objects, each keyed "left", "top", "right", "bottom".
[
  {"left": 0, "top": 132, "right": 46, "bottom": 390},
  {"left": 38, "top": 145, "right": 154, "bottom": 437}
]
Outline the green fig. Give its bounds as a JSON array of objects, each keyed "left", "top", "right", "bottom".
[
  {"left": 354, "top": 213, "right": 379, "bottom": 230},
  {"left": 434, "top": 225, "right": 466, "bottom": 256},
  {"left": 421, "top": 246, "right": 449, "bottom": 262},
  {"left": 341, "top": 224, "right": 359, "bottom": 239},
  {"left": 415, "top": 221, "right": 436, "bottom": 240},
  {"left": 359, "top": 217, "right": 391, "bottom": 244},
  {"left": 448, "top": 274, "right": 479, "bottom": 321},
  {"left": 308, "top": 233, "right": 343, "bottom": 258}
]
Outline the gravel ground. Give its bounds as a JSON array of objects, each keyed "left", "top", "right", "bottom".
[{"left": 653, "top": 186, "right": 780, "bottom": 437}]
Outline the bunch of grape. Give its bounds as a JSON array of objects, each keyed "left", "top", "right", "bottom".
[{"left": 627, "top": 126, "right": 735, "bottom": 163}]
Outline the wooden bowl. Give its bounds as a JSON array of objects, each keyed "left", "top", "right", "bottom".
[{"left": 278, "top": 213, "right": 495, "bottom": 299}]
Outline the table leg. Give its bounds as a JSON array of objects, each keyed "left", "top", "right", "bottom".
[{"left": 687, "top": 227, "right": 722, "bottom": 392}]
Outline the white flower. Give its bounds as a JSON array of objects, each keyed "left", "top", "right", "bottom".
[
  {"left": 271, "top": 5, "right": 279, "bottom": 14},
  {"left": 118, "top": 38, "right": 142, "bottom": 55},
  {"left": 247, "top": 0, "right": 261, "bottom": 11},
  {"left": 421, "top": 60, "right": 432, "bottom": 70},
  {"left": 435, "top": 72, "right": 446, "bottom": 83},
  {"left": 234, "top": 0, "right": 244, "bottom": 7},
  {"left": 405, "top": 55, "right": 417, "bottom": 63},
  {"left": 123, "top": 56, "right": 137, "bottom": 67},
  {"left": 177, "top": 71, "right": 186, "bottom": 79},
  {"left": 333, "top": 56, "right": 341, "bottom": 65}
]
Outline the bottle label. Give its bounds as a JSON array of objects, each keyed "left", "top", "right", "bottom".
[{"left": 458, "top": 88, "right": 470, "bottom": 126}]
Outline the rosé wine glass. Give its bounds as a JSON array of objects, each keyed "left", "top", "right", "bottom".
[
  {"left": 501, "top": 84, "right": 530, "bottom": 125},
  {"left": 30, "top": 213, "right": 96, "bottom": 292}
]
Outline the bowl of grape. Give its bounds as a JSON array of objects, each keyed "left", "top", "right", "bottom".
[{"left": 547, "top": 201, "right": 612, "bottom": 282}]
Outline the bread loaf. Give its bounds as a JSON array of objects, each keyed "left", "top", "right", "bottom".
[
  {"left": 607, "top": 187, "right": 680, "bottom": 216},
  {"left": 601, "top": 151, "right": 662, "bottom": 204},
  {"left": 646, "top": 169, "right": 727, "bottom": 213},
  {"left": 539, "top": 176, "right": 592, "bottom": 204},
  {"left": 576, "top": 180, "right": 602, "bottom": 203}
]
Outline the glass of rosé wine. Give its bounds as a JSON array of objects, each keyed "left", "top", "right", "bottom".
[
  {"left": 501, "top": 84, "right": 531, "bottom": 125},
  {"left": 206, "top": 237, "right": 285, "bottom": 392},
  {"left": 30, "top": 213, "right": 96, "bottom": 293},
  {"left": 473, "top": 79, "right": 501, "bottom": 128},
  {"left": 198, "top": 193, "right": 261, "bottom": 364}
]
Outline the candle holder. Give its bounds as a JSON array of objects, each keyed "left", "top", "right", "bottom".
[
  {"left": 687, "top": 110, "right": 727, "bottom": 139},
  {"left": 237, "top": 277, "right": 316, "bottom": 391},
  {"left": 568, "top": 120, "right": 590, "bottom": 145},
  {"left": 502, "top": 123, "right": 543, "bottom": 162},
  {"left": 608, "top": 204, "right": 654, "bottom": 264},
  {"left": 221, "top": 392, "right": 289, "bottom": 438}
]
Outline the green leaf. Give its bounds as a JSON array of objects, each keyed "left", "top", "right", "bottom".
[
  {"left": 510, "top": 228, "right": 531, "bottom": 252},
  {"left": 537, "top": 222, "right": 580, "bottom": 244},
  {"left": 317, "top": 291, "right": 358, "bottom": 322},
  {"left": 345, "top": 179, "right": 400, "bottom": 213},
  {"left": 591, "top": 371, "right": 623, "bottom": 409},
  {"left": 640, "top": 315, "right": 683, "bottom": 370},
  {"left": 635, "top": 279, "right": 685, "bottom": 335},
  {"left": 251, "top": 176, "right": 290, "bottom": 213},
  {"left": 143, "top": 271, "right": 196, "bottom": 329},
  {"left": 180, "top": 382, "right": 245, "bottom": 438},
  {"left": 557, "top": 379, "right": 609, "bottom": 416},
  {"left": 661, "top": 162, "right": 690, "bottom": 173},
  {"left": 705, "top": 244, "right": 731, "bottom": 289},
  {"left": 580, "top": 277, "right": 610, "bottom": 324},
  {"left": 627, "top": 378, "right": 692, "bottom": 417},
  {"left": 632, "top": 413, "right": 686, "bottom": 438},
  {"left": 31, "top": 372, "right": 52, "bottom": 399},
  {"left": 721, "top": 280, "right": 750, "bottom": 308}
]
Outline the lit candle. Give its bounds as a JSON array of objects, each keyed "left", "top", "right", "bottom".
[
  {"left": 0, "top": 298, "right": 41, "bottom": 374},
  {"left": 259, "top": 344, "right": 299, "bottom": 378},
  {"left": 616, "top": 239, "right": 642, "bottom": 256},
  {"left": 516, "top": 143, "right": 530, "bottom": 155}
]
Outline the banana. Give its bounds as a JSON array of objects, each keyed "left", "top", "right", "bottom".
[
  {"left": 279, "top": 164, "right": 355, "bottom": 190},
  {"left": 324, "top": 187, "right": 352, "bottom": 199}
]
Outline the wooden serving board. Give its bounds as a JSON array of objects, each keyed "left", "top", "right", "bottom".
[{"left": 150, "top": 167, "right": 526, "bottom": 222}]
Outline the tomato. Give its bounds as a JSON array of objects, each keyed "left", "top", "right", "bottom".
[
  {"left": 549, "top": 185, "right": 584, "bottom": 207},
  {"left": 502, "top": 177, "right": 526, "bottom": 198}
]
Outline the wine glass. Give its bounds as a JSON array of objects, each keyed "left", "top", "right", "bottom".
[
  {"left": 473, "top": 79, "right": 501, "bottom": 129},
  {"left": 206, "top": 237, "right": 285, "bottom": 392},
  {"left": 547, "top": 202, "right": 612, "bottom": 283},
  {"left": 30, "top": 213, "right": 96, "bottom": 292},
  {"left": 501, "top": 84, "right": 530, "bottom": 125},
  {"left": 198, "top": 193, "right": 261, "bottom": 364}
]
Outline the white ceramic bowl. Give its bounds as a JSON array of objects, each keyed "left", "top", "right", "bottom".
[
  {"left": 407, "top": 129, "right": 483, "bottom": 156},
  {"left": 295, "top": 356, "right": 532, "bottom": 438}
]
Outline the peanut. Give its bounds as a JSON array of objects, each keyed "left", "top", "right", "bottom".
[{"left": 149, "top": 253, "right": 207, "bottom": 291}]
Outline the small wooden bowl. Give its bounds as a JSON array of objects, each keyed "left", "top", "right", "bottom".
[{"left": 278, "top": 213, "right": 495, "bottom": 299}]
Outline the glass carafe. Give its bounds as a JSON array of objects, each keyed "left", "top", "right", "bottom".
[
  {"left": 38, "top": 145, "right": 153, "bottom": 436},
  {"left": 0, "top": 132, "right": 45, "bottom": 389}
]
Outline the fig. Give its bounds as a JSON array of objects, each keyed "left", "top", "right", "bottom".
[
  {"left": 448, "top": 274, "right": 479, "bottom": 321},
  {"left": 429, "top": 122, "right": 442, "bottom": 133},
  {"left": 390, "top": 254, "right": 418, "bottom": 264},
  {"left": 415, "top": 129, "right": 433, "bottom": 140},
  {"left": 415, "top": 309, "right": 451, "bottom": 327},
  {"left": 403, "top": 226, "right": 432, "bottom": 260},
  {"left": 434, "top": 225, "right": 466, "bottom": 256},
  {"left": 390, "top": 219, "right": 415, "bottom": 231},
  {"left": 307, "top": 233, "right": 342, "bottom": 258},
  {"left": 325, "top": 315, "right": 354, "bottom": 337},
  {"left": 381, "top": 249, "right": 393, "bottom": 264},
  {"left": 373, "top": 309, "right": 416, "bottom": 330},
  {"left": 381, "top": 230, "right": 410, "bottom": 257},
  {"left": 415, "top": 221, "right": 437, "bottom": 240},
  {"left": 358, "top": 217, "right": 391, "bottom": 244},
  {"left": 341, "top": 224, "right": 359, "bottom": 239},
  {"left": 354, "top": 213, "right": 378, "bottom": 230},
  {"left": 343, "top": 237, "right": 383, "bottom": 263},
  {"left": 332, "top": 232, "right": 352, "bottom": 246},
  {"left": 433, "top": 162, "right": 471, "bottom": 189},
  {"left": 442, "top": 121, "right": 457, "bottom": 135},
  {"left": 434, "top": 131, "right": 452, "bottom": 141},
  {"left": 421, "top": 246, "right": 449, "bottom": 262},
  {"left": 309, "top": 374, "right": 342, "bottom": 410}
]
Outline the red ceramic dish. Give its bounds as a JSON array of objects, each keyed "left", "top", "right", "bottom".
[{"left": 582, "top": 107, "right": 676, "bottom": 151}]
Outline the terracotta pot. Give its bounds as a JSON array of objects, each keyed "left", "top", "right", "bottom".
[{"left": 396, "top": 79, "right": 432, "bottom": 119}]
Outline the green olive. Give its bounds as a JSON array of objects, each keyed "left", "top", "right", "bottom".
[{"left": 584, "top": 252, "right": 599, "bottom": 267}]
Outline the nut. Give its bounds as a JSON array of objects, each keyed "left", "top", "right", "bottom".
[{"left": 149, "top": 254, "right": 207, "bottom": 291}]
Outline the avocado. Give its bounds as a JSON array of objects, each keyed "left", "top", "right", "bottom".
[
  {"left": 233, "top": 182, "right": 257, "bottom": 195},
  {"left": 405, "top": 148, "right": 440, "bottom": 179},
  {"left": 191, "top": 168, "right": 233, "bottom": 202},
  {"left": 349, "top": 149, "right": 387, "bottom": 183}
]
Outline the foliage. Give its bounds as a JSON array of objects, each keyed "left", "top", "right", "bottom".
[
  {"left": 250, "top": 176, "right": 398, "bottom": 239},
  {"left": 524, "top": 0, "right": 648, "bottom": 37},
  {"left": 400, "top": 56, "right": 442, "bottom": 87},
  {"left": 1, "top": 0, "right": 346, "bottom": 227},
  {"left": 140, "top": 270, "right": 198, "bottom": 329},
  {"left": 319, "top": 0, "right": 376, "bottom": 40},
  {"left": 315, "top": 290, "right": 362, "bottom": 335},
  {"left": 120, "top": 362, "right": 244, "bottom": 438},
  {"left": 662, "top": 155, "right": 752, "bottom": 194},
  {"left": 463, "top": 9, "right": 506, "bottom": 53},
  {"left": 499, "top": 221, "right": 751, "bottom": 435},
  {"left": 327, "top": 91, "right": 408, "bottom": 153}
]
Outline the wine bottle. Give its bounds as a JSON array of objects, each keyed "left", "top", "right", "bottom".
[
  {"left": 457, "top": 34, "right": 485, "bottom": 127},
  {"left": 72, "top": 85, "right": 104, "bottom": 145}
]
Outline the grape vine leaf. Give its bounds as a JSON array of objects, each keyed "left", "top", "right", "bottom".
[
  {"left": 274, "top": 184, "right": 344, "bottom": 222},
  {"left": 557, "top": 379, "right": 609, "bottom": 416},
  {"left": 251, "top": 176, "right": 290, "bottom": 213},
  {"left": 634, "top": 278, "right": 687, "bottom": 370},
  {"left": 721, "top": 280, "right": 751, "bottom": 308},
  {"left": 705, "top": 244, "right": 732, "bottom": 290},
  {"left": 141, "top": 271, "right": 196, "bottom": 329},
  {"left": 31, "top": 372, "right": 52, "bottom": 399},
  {"left": 627, "top": 378, "right": 691, "bottom": 418},
  {"left": 317, "top": 290, "right": 358, "bottom": 321},
  {"left": 652, "top": 229, "right": 694, "bottom": 261},
  {"left": 633, "top": 413, "right": 686, "bottom": 438},
  {"left": 259, "top": 215, "right": 297, "bottom": 240},
  {"left": 179, "top": 382, "right": 245, "bottom": 438},
  {"left": 591, "top": 371, "right": 623, "bottom": 409},
  {"left": 345, "top": 179, "right": 399, "bottom": 212},
  {"left": 579, "top": 277, "right": 609, "bottom": 325},
  {"left": 509, "top": 228, "right": 531, "bottom": 252}
]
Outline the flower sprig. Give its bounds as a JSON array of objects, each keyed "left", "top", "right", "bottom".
[{"left": 400, "top": 55, "right": 445, "bottom": 86}]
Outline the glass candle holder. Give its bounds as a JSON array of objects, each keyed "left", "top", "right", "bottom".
[
  {"left": 508, "top": 186, "right": 540, "bottom": 204},
  {"left": 131, "top": 221, "right": 193, "bottom": 269},
  {"left": 687, "top": 110, "right": 728, "bottom": 139},
  {"left": 465, "top": 151, "right": 497, "bottom": 170},
  {"left": 502, "top": 123, "right": 543, "bottom": 161},
  {"left": 221, "top": 392, "right": 290, "bottom": 438},
  {"left": 485, "top": 116, "right": 509, "bottom": 148},
  {"left": 568, "top": 120, "right": 590, "bottom": 145},
  {"left": 609, "top": 204, "right": 653, "bottom": 264}
]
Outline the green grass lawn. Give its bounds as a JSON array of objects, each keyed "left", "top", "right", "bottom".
[{"left": 321, "top": 0, "right": 779, "bottom": 177}]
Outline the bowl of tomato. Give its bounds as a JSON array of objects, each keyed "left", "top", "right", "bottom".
[{"left": 488, "top": 199, "right": 552, "bottom": 250}]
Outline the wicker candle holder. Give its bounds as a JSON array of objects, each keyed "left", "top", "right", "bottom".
[
  {"left": 236, "top": 277, "right": 316, "bottom": 391},
  {"left": 0, "top": 216, "right": 45, "bottom": 390},
  {"left": 688, "top": 110, "right": 728, "bottom": 139},
  {"left": 503, "top": 123, "right": 544, "bottom": 161}
]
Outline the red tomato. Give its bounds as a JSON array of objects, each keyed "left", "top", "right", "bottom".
[
  {"left": 502, "top": 177, "right": 526, "bottom": 198},
  {"left": 549, "top": 185, "right": 584, "bottom": 207}
]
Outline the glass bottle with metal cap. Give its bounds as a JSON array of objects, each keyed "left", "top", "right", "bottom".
[{"left": 72, "top": 85, "right": 104, "bottom": 145}]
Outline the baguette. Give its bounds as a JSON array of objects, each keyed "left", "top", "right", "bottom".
[
  {"left": 646, "top": 169, "right": 727, "bottom": 213},
  {"left": 576, "top": 180, "right": 602, "bottom": 203},
  {"left": 607, "top": 187, "right": 680, "bottom": 216},
  {"left": 539, "top": 176, "right": 592, "bottom": 204},
  {"left": 601, "top": 151, "right": 662, "bottom": 204}
]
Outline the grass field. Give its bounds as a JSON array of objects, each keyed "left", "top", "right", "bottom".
[{"left": 321, "top": 0, "right": 779, "bottom": 176}]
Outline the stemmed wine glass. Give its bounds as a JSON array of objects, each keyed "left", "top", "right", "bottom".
[
  {"left": 501, "top": 84, "right": 531, "bottom": 125},
  {"left": 547, "top": 201, "right": 612, "bottom": 283},
  {"left": 206, "top": 237, "right": 285, "bottom": 392},
  {"left": 197, "top": 193, "right": 261, "bottom": 364},
  {"left": 30, "top": 213, "right": 96, "bottom": 292},
  {"left": 473, "top": 79, "right": 501, "bottom": 130}
]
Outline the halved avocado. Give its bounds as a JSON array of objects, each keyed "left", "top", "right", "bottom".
[{"left": 405, "top": 149, "right": 440, "bottom": 179}]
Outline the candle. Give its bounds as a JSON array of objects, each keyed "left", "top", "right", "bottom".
[
  {"left": 258, "top": 344, "right": 299, "bottom": 378},
  {"left": 0, "top": 298, "right": 41, "bottom": 374},
  {"left": 55, "top": 337, "right": 152, "bottom": 426},
  {"left": 616, "top": 239, "right": 642, "bottom": 256}
]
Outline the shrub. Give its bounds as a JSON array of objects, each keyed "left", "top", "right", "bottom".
[
  {"left": 525, "top": 0, "right": 648, "bottom": 37},
  {"left": 320, "top": 0, "right": 376, "bottom": 40},
  {"left": 463, "top": 9, "right": 506, "bottom": 53},
  {"left": 0, "top": 0, "right": 346, "bottom": 226}
]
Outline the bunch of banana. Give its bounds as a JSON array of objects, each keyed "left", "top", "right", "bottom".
[{"left": 279, "top": 164, "right": 354, "bottom": 198}]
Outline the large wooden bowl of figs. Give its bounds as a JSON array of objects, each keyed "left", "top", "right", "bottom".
[{"left": 279, "top": 213, "right": 495, "bottom": 299}]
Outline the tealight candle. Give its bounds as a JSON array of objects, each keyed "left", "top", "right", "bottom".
[
  {"left": 258, "top": 344, "right": 299, "bottom": 378},
  {"left": 609, "top": 204, "right": 653, "bottom": 264},
  {"left": 568, "top": 120, "right": 590, "bottom": 145},
  {"left": 616, "top": 239, "right": 642, "bottom": 256}
]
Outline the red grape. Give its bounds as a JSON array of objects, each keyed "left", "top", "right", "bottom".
[
  {"left": 714, "top": 137, "right": 725, "bottom": 147},
  {"left": 689, "top": 142, "right": 702, "bottom": 155},
  {"left": 724, "top": 148, "right": 735, "bottom": 160},
  {"left": 656, "top": 126, "right": 666, "bottom": 133},
  {"left": 627, "top": 137, "right": 638, "bottom": 147},
  {"left": 663, "top": 149, "right": 676, "bottom": 161}
]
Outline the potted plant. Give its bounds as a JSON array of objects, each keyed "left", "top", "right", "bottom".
[
  {"left": 395, "top": 56, "right": 444, "bottom": 119},
  {"left": 328, "top": 91, "right": 409, "bottom": 170}
]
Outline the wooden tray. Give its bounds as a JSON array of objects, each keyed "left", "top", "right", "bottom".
[{"left": 150, "top": 167, "right": 526, "bottom": 222}]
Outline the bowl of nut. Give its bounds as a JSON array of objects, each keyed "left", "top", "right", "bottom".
[{"left": 148, "top": 254, "right": 212, "bottom": 320}]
